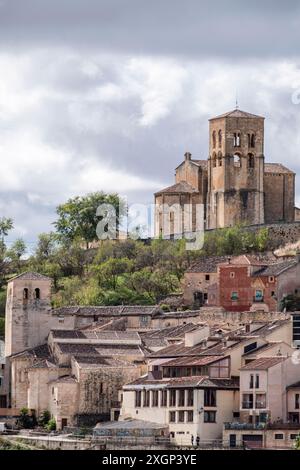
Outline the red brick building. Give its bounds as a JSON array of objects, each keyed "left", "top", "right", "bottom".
[{"left": 217, "top": 255, "right": 300, "bottom": 312}]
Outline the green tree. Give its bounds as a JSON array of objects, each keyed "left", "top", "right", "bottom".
[
  {"left": 0, "top": 217, "right": 13, "bottom": 244},
  {"left": 93, "top": 257, "right": 134, "bottom": 290},
  {"left": 7, "top": 238, "right": 26, "bottom": 272},
  {"left": 54, "top": 192, "right": 124, "bottom": 248}
]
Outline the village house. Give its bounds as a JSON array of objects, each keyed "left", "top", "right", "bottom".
[
  {"left": 223, "top": 355, "right": 300, "bottom": 449},
  {"left": 217, "top": 254, "right": 300, "bottom": 312},
  {"left": 120, "top": 317, "right": 298, "bottom": 446},
  {"left": 182, "top": 253, "right": 300, "bottom": 313}
]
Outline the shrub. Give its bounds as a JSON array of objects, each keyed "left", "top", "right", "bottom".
[{"left": 46, "top": 418, "right": 56, "bottom": 431}]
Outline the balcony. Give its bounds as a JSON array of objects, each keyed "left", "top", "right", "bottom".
[
  {"left": 242, "top": 401, "right": 253, "bottom": 409},
  {"left": 224, "top": 422, "right": 266, "bottom": 431},
  {"left": 255, "top": 400, "right": 267, "bottom": 409}
]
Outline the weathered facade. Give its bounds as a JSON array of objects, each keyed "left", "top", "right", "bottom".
[{"left": 155, "top": 109, "right": 296, "bottom": 235}]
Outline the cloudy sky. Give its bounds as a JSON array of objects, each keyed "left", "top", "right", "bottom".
[{"left": 1, "top": 0, "right": 300, "bottom": 249}]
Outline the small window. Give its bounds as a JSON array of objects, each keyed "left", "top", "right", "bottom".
[
  {"left": 248, "top": 153, "right": 255, "bottom": 169},
  {"left": 23, "top": 288, "right": 29, "bottom": 300},
  {"left": 290, "top": 434, "right": 298, "bottom": 440},
  {"left": 212, "top": 131, "right": 216, "bottom": 148},
  {"left": 187, "top": 410, "right": 194, "bottom": 423},
  {"left": 233, "top": 153, "right": 241, "bottom": 167},
  {"left": 255, "top": 374, "right": 260, "bottom": 389},
  {"left": 269, "top": 276, "right": 275, "bottom": 283},
  {"left": 205, "top": 274, "right": 210, "bottom": 281},
  {"left": 135, "top": 391, "right": 142, "bottom": 407},
  {"left": 204, "top": 411, "right": 216, "bottom": 423},
  {"left": 212, "top": 152, "right": 217, "bottom": 168},
  {"left": 233, "top": 412, "right": 240, "bottom": 418},
  {"left": 295, "top": 393, "right": 299, "bottom": 410},
  {"left": 218, "top": 130, "right": 222, "bottom": 147},
  {"left": 275, "top": 434, "right": 284, "bottom": 440},
  {"left": 250, "top": 374, "right": 254, "bottom": 389},
  {"left": 34, "top": 288, "right": 40, "bottom": 299},
  {"left": 169, "top": 411, "right": 176, "bottom": 423},
  {"left": 231, "top": 292, "right": 238, "bottom": 301},
  {"left": 230, "top": 272, "right": 235, "bottom": 279},
  {"left": 152, "top": 390, "right": 159, "bottom": 407},
  {"left": 233, "top": 133, "right": 241, "bottom": 147},
  {"left": 178, "top": 411, "right": 185, "bottom": 423}
]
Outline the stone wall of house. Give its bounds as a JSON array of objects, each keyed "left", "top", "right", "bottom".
[{"left": 76, "top": 365, "right": 140, "bottom": 418}]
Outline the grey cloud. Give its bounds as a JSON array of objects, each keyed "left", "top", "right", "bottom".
[{"left": 0, "top": 1, "right": 300, "bottom": 59}]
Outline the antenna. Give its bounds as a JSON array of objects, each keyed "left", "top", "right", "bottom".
[{"left": 235, "top": 91, "right": 239, "bottom": 110}]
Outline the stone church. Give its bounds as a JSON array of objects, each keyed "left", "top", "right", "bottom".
[{"left": 155, "top": 109, "right": 296, "bottom": 236}]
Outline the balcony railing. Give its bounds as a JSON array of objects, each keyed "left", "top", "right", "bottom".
[
  {"left": 242, "top": 401, "right": 253, "bottom": 409},
  {"left": 255, "top": 401, "right": 267, "bottom": 409},
  {"left": 224, "top": 422, "right": 266, "bottom": 430}
]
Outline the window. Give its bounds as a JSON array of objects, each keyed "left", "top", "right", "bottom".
[
  {"left": 187, "top": 390, "right": 194, "bottom": 406},
  {"left": 205, "top": 274, "right": 210, "bottom": 281},
  {"left": 290, "top": 434, "right": 298, "bottom": 440},
  {"left": 178, "top": 389, "right": 185, "bottom": 407},
  {"left": 212, "top": 152, "right": 217, "bottom": 168},
  {"left": 254, "top": 289, "right": 264, "bottom": 302},
  {"left": 255, "top": 393, "right": 266, "bottom": 409},
  {"left": 99, "top": 382, "right": 103, "bottom": 394},
  {"left": 251, "top": 134, "right": 255, "bottom": 148},
  {"left": 152, "top": 390, "right": 159, "bottom": 407},
  {"left": 242, "top": 393, "right": 253, "bottom": 409},
  {"left": 233, "top": 153, "right": 241, "bottom": 167},
  {"left": 233, "top": 132, "right": 241, "bottom": 147},
  {"left": 230, "top": 272, "right": 235, "bottom": 278},
  {"left": 34, "top": 288, "right": 40, "bottom": 299},
  {"left": 248, "top": 153, "right": 255, "bottom": 169},
  {"left": 218, "top": 151, "right": 222, "bottom": 166},
  {"left": 140, "top": 316, "right": 149, "bottom": 326},
  {"left": 212, "top": 131, "right": 216, "bottom": 148},
  {"left": 231, "top": 291, "right": 238, "bottom": 301},
  {"left": 255, "top": 374, "right": 260, "bottom": 389},
  {"left": 295, "top": 394, "right": 300, "bottom": 410},
  {"left": 275, "top": 434, "right": 284, "bottom": 440},
  {"left": 161, "top": 390, "right": 167, "bottom": 407},
  {"left": 218, "top": 130, "right": 222, "bottom": 147},
  {"left": 204, "top": 411, "right": 216, "bottom": 423},
  {"left": 169, "top": 411, "right": 176, "bottom": 423},
  {"left": 250, "top": 374, "right": 254, "bottom": 389},
  {"left": 23, "top": 288, "right": 29, "bottom": 300},
  {"left": 178, "top": 411, "right": 185, "bottom": 423},
  {"left": 187, "top": 411, "right": 194, "bottom": 423},
  {"left": 143, "top": 390, "right": 150, "bottom": 407},
  {"left": 269, "top": 276, "right": 275, "bottom": 283},
  {"left": 209, "top": 358, "right": 230, "bottom": 378},
  {"left": 204, "top": 389, "right": 216, "bottom": 407},
  {"left": 169, "top": 389, "right": 176, "bottom": 407},
  {"left": 244, "top": 342, "right": 257, "bottom": 354},
  {"left": 135, "top": 390, "right": 142, "bottom": 408},
  {"left": 233, "top": 412, "right": 240, "bottom": 418}
]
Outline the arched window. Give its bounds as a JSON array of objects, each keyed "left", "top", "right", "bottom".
[
  {"left": 218, "top": 130, "right": 222, "bottom": 148},
  {"left": 248, "top": 153, "right": 255, "bottom": 169},
  {"left": 212, "top": 152, "right": 217, "bottom": 168},
  {"left": 34, "top": 288, "right": 40, "bottom": 300},
  {"left": 218, "top": 151, "right": 222, "bottom": 167},
  {"left": 212, "top": 131, "right": 216, "bottom": 148},
  {"left": 234, "top": 132, "right": 241, "bottom": 147},
  {"left": 233, "top": 153, "right": 241, "bottom": 168},
  {"left": 23, "top": 288, "right": 29, "bottom": 300}
]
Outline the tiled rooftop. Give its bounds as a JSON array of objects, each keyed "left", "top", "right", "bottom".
[{"left": 240, "top": 356, "right": 286, "bottom": 370}]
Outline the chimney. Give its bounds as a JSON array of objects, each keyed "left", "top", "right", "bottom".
[{"left": 184, "top": 152, "right": 192, "bottom": 161}]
